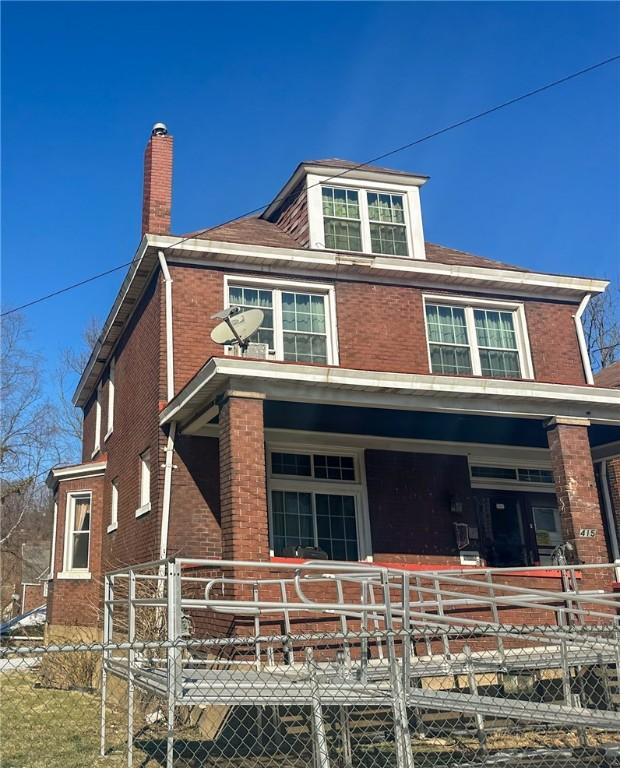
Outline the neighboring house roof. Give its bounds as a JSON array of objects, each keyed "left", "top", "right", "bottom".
[{"left": 595, "top": 360, "right": 620, "bottom": 389}]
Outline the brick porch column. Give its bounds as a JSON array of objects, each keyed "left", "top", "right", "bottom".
[
  {"left": 219, "top": 391, "right": 270, "bottom": 562},
  {"left": 546, "top": 417, "right": 608, "bottom": 564}
]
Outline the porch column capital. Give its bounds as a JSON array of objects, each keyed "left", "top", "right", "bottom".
[
  {"left": 545, "top": 416, "right": 591, "bottom": 429},
  {"left": 223, "top": 389, "right": 266, "bottom": 401}
]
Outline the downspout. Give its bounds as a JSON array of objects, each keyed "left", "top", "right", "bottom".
[
  {"left": 574, "top": 293, "right": 594, "bottom": 385},
  {"left": 157, "top": 250, "right": 175, "bottom": 560},
  {"left": 599, "top": 459, "right": 620, "bottom": 577}
]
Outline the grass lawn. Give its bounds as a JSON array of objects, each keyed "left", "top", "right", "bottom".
[{"left": 0, "top": 672, "right": 161, "bottom": 768}]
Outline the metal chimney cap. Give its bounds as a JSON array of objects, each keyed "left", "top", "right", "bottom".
[{"left": 151, "top": 122, "right": 168, "bottom": 136}]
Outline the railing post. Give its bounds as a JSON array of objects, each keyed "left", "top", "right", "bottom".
[
  {"left": 100, "top": 574, "right": 111, "bottom": 758},
  {"left": 381, "top": 569, "right": 414, "bottom": 768},
  {"left": 127, "top": 570, "right": 136, "bottom": 768},
  {"left": 165, "top": 560, "right": 180, "bottom": 768},
  {"left": 306, "top": 648, "right": 330, "bottom": 768},
  {"left": 485, "top": 571, "right": 505, "bottom": 663},
  {"left": 464, "top": 643, "right": 486, "bottom": 751}
]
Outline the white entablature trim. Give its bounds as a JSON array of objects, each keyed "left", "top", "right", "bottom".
[
  {"left": 159, "top": 357, "right": 620, "bottom": 428},
  {"left": 46, "top": 460, "right": 107, "bottom": 490}
]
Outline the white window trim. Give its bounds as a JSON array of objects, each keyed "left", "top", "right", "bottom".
[
  {"left": 266, "top": 444, "right": 372, "bottom": 561},
  {"left": 61, "top": 491, "right": 92, "bottom": 577},
  {"left": 136, "top": 449, "right": 151, "bottom": 517},
  {"left": 468, "top": 457, "right": 555, "bottom": 492},
  {"left": 306, "top": 174, "right": 426, "bottom": 261},
  {"left": 107, "top": 478, "right": 119, "bottom": 533},
  {"left": 104, "top": 358, "right": 115, "bottom": 441},
  {"left": 422, "top": 294, "right": 534, "bottom": 380},
  {"left": 92, "top": 382, "right": 102, "bottom": 458},
  {"left": 48, "top": 501, "right": 58, "bottom": 580},
  {"left": 224, "top": 275, "right": 340, "bottom": 366}
]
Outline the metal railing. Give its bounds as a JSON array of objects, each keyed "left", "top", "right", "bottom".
[{"left": 97, "top": 558, "right": 620, "bottom": 767}]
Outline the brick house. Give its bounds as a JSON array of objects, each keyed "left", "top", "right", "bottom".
[{"left": 45, "top": 124, "right": 620, "bottom": 639}]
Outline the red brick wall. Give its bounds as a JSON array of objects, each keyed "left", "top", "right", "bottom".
[
  {"left": 219, "top": 394, "right": 269, "bottom": 562},
  {"left": 47, "top": 474, "right": 105, "bottom": 628},
  {"left": 366, "top": 450, "right": 475, "bottom": 564},
  {"left": 269, "top": 180, "right": 309, "bottom": 247},
  {"left": 102, "top": 274, "right": 164, "bottom": 570},
  {"left": 167, "top": 263, "right": 587, "bottom": 392},
  {"left": 168, "top": 434, "right": 221, "bottom": 559},
  {"left": 604, "top": 455, "right": 620, "bottom": 550},
  {"left": 142, "top": 132, "right": 173, "bottom": 236}
]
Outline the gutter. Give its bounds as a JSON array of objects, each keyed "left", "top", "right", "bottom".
[
  {"left": 158, "top": 250, "right": 175, "bottom": 402},
  {"left": 574, "top": 293, "right": 594, "bottom": 385},
  {"left": 158, "top": 421, "right": 177, "bottom": 560},
  {"left": 157, "top": 250, "right": 176, "bottom": 560}
]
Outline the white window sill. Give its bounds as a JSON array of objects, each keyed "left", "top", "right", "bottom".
[
  {"left": 106, "top": 522, "right": 118, "bottom": 534},
  {"left": 57, "top": 571, "right": 92, "bottom": 581},
  {"left": 135, "top": 502, "right": 151, "bottom": 518},
  {"left": 104, "top": 428, "right": 113, "bottom": 443}
]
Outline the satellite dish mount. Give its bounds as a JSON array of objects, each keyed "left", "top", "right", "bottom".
[{"left": 210, "top": 306, "right": 265, "bottom": 354}]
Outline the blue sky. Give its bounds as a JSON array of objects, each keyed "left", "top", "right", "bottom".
[{"left": 2, "top": 2, "right": 619, "bottom": 397}]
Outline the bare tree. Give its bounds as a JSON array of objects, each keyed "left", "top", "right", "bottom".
[
  {"left": 583, "top": 279, "right": 620, "bottom": 372},
  {"left": 56, "top": 316, "right": 101, "bottom": 460}
]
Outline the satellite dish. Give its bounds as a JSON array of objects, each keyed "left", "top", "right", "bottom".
[{"left": 210, "top": 307, "right": 264, "bottom": 350}]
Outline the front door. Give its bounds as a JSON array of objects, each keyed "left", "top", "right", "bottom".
[
  {"left": 488, "top": 494, "right": 528, "bottom": 567},
  {"left": 532, "top": 506, "right": 563, "bottom": 565}
]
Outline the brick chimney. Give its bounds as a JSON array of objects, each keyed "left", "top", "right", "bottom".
[{"left": 141, "top": 122, "right": 173, "bottom": 236}]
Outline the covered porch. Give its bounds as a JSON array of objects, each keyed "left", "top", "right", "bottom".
[{"left": 160, "top": 357, "right": 620, "bottom": 578}]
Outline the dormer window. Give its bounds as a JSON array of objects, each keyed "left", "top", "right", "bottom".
[
  {"left": 317, "top": 184, "right": 415, "bottom": 257},
  {"left": 322, "top": 187, "right": 362, "bottom": 252},
  {"left": 367, "top": 193, "right": 408, "bottom": 256}
]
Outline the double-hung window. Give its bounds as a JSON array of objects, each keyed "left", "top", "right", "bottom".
[
  {"left": 136, "top": 449, "right": 151, "bottom": 516},
  {"left": 63, "top": 492, "right": 91, "bottom": 573},
  {"left": 424, "top": 298, "right": 532, "bottom": 379},
  {"left": 268, "top": 449, "right": 368, "bottom": 561},
  {"left": 92, "top": 382, "right": 102, "bottom": 457},
  {"left": 105, "top": 358, "right": 115, "bottom": 440},
  {"left": 108, "top": 478, "right": 119, "bottom": 533},
  {"left": 321, "top": 186, "right": 410, "bottom": 256},
  {"left": 227, "top": 279, "right": 337, "bottom": 365}
]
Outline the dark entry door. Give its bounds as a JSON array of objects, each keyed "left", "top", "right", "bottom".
[{"left": 488, "top": 494, "right": 528, "bottom": 567}]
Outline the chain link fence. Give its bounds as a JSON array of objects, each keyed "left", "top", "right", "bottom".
[{"left": 2, "top": 624, "right": 620, "bottom": 767}]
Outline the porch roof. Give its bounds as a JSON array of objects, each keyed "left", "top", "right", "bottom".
[{"left": 159, "top": 357, "right": 620, "bottom": 433}]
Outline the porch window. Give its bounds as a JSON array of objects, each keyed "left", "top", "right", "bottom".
[
  {"left": 64, "top": 493, "right": 91, "bottom": 572},
  {"left": 267, "top": 449, "right": 367, "bottom": 560},
  {"left": 271, "top": 490, "right": 359, "bottom": 561},
  {"left": 424, "top": 298, "right": 532, "bottom": 379},
  {"left": 227, "top": 279, "right": 336, "bottom": 365}
]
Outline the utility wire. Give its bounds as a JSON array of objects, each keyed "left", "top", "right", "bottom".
[{"left": 2, "top": 52, "right": 619, "bottom": 320}]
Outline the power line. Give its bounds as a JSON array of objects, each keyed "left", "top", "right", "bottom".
[{"left": 2, "top": 52, "right": 619, "bottom": 320}]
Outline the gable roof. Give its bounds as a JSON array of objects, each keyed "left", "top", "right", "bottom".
[
  {"left": 301, "top": 157, "right": 430, "bottom": 180},
  {"left": 183, "top": 217, "right": 529, "bottom": 272}
]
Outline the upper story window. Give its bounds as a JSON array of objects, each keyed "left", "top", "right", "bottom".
[
  {"left": 105, "top": 358, "right": 115, "bottom": 440},
  {"left": 63, "top": 492, "right": 91, "bottom": 573},
  {"left": 92, "top": 382, "right": 103, "bottom": 457},
  {"left": 321, "top": 186, "right": 409, "bottom": 256},
  {"left": 225, "top": 277, "right": 338, "bottom": 365},
  {"left": 423, "top": 296, "right": 533, "bottom": 380}
]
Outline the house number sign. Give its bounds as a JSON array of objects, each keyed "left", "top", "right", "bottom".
[{"left": 579, "top": 528, "right": 597, "bottom": 538}]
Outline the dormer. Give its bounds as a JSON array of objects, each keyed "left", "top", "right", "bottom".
[{"left": 262, "top": 159, "right": 429, "bottom": 260}]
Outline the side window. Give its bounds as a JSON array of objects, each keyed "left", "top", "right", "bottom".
[
  {"left": 137, "top": 449, "right": 151, "bottom": 516},
  {"left": 64, "top": 493, "right": 91, "bottom": 572}
]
